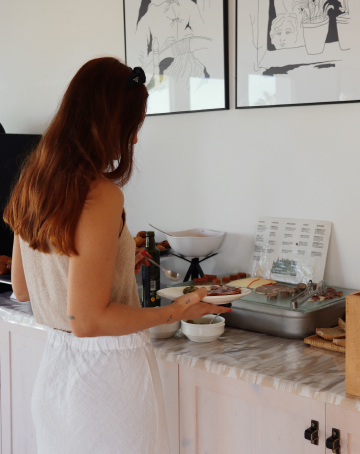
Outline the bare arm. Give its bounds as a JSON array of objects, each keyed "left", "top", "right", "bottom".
[
  {"left": 11, "top": 234, "right": 30, "bottom": 302},
  {"left": 67, "top": 179, "right": 229, "bottom": 337}
]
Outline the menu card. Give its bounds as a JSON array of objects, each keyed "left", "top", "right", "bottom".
[{"left": 249, "top": 217, "right": 332, "bottom": 284}]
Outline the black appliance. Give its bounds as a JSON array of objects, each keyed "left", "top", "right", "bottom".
[{"left": 0, "top": 133, "right": 41, "bottom": 262}]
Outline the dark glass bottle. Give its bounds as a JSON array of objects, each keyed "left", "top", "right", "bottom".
[{"left": 141, "top": 231, "right": 161, "bottom": 307}]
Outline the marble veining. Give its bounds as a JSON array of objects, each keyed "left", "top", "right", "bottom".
[
  {"left": 0, "top": 298, "right": 359, "bottom": 412},
  {"left": 152, "top": 328, "right": 360, "bottom": 412}
]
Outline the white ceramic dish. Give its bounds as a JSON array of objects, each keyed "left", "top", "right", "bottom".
[
  {"left": 157, "top": 286, "right": 251, "bottom": 305},
  {"left": 149, "top": 320, "right": 181, "bottom": 339},
  {"left": 181, "top": 315, "right": 225, "bottom": 342},
  {"left": 165, "top": 228, "right": 225, "bottom": 258}
]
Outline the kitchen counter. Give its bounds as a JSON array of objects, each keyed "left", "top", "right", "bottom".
[{"left": 0, "top": 291, "right": 358, "bottom": 414}]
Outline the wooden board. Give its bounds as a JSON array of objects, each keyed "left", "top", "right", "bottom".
[
  {"left": 304, "top": 333, "right": 345, "bottom": 353},
  {"left": 346, "top": 291, "right": 360, "bottom": 397}
]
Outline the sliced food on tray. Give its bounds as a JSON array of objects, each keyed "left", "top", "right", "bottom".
[
  {"left": 229, "top": 276, "right": 277, "bottom": 289},
  {"left": 333, "top": 338, "right": 346, "bottom": 347},
  {"left": 183, "top": 284, "right": 242, "bottom": 296},
  {"left": 338, "top": 317, "right": 346, "bottom": 331},
  {"left": 207, "top": 285, "right": 242, "bottom": 296},
  {"left": 315, "top": 326, "right": 346, "bottom": 340}
]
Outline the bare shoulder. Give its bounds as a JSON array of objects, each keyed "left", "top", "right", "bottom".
[
  {"left": 74, "top": 178, "right": 124, "bottom": 243},
  {"left": 86, "top": 177, "right": 124, "bottom": 213}
]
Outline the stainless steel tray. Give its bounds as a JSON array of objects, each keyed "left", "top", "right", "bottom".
[
  {"left": 224, "top": 298, "right": 345, "bottom": 340},
  {"left": 223, "top": 286, "right": 355, "bottom": 339},
  {"left": 165, "top": 282, "right": 353, "bottom": 339}
]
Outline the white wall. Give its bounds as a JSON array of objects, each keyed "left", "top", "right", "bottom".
[{"left": 1, "top": 1, "right": 359, "bottom": 289}]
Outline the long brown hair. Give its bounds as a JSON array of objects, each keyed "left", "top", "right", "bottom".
[{"left": 4, "top": 57, "right": 148, "bottom": 256}]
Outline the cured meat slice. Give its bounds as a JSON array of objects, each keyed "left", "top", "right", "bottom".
[{"left": 207, "top": 285, "right": 242, "bottom": 296}]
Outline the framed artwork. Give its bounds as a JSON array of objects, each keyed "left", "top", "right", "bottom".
[
  {"left": 123, "top": 0, "right": 229, "bottom": 115},
  {"left": 236, "top": 0, "right": 358, "bottom": 108}
]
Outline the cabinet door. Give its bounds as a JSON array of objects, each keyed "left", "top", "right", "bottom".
[
  {"left": 0, "top": 321, "right": 47, "bottom": 454},
  {"left": 179, "top": 365, "right": 325, "bottom": 454},
  {"left": 157, "top": 358, "right": 180, "bottom": 454},
  {"left": 326, "top": 403, "right": 360, "bottom": 454}
]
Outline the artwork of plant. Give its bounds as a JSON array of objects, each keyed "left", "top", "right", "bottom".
[
  {"left": 300, "top": 0, "right": 334, "bottom": 23},
  {"left": 340, "top": 0, "right": 349, "bottom": 13}
]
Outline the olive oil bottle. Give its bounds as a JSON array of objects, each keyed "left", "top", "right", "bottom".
[{"left": 142, "top": 231, "right": 160, "bottom": 307}]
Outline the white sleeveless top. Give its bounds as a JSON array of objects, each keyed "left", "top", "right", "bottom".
[{"left": 19, "top": 219, "right": 140, "bottom": 332}]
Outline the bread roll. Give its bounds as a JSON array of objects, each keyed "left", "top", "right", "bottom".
[{"left": 134, "top": 237, "right": 145, "bottom": 247}]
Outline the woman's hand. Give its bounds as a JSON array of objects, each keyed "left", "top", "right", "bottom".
[
  {"left": 169, "top": 287, "right": 231, "bottom": 323},
  {"left": 135, "top": 248, "right": 151, "bottom": 274}
]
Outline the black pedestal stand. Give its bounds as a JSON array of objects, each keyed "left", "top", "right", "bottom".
[{"left": 170, "top": 253, "right": 218, "bottom": 282}]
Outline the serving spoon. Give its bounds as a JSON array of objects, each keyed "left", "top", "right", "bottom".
[
  {"left": 149, "top": 223, "right": 173, "bottom": 236},
  {"left": 146, "top": 257, "right": 180, "bottom": 281},
  {"left": 209, "top": 313, "right": 221, "bottom": 324}
]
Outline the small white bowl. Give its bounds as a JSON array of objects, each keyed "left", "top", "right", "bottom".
[
  {"left": 165, "top": 228, "right": 225, "bottom": 258},
  {"left": 181, "top": 315, "right": 225, "bottom": 343},
  {"left": 149, "top": 321, "right": 181, "bottom": 339}
]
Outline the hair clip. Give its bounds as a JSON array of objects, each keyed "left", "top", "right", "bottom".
[{"left": 126, "top": 67, "right": 146, "bottom": 89}]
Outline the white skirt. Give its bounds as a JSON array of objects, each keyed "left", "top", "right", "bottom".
[{"left": 31, "top": 328, "right": 170, "bottom": 454}]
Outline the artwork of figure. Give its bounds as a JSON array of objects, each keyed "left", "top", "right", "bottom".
[
  {"left": 251, "top": 0, "right": 351, "bottom": 72},
  {"left": 237, "top": 0, "right": 356, "bottom": 107},
  {"left": 136, "top": 0, "right": 208, "bottom": 84},
  {"left": 124, "top": 0, "right": 227, "bottom": 114},
  {"left": 270, "top": 14, "right": 299, "bottom": 49}
]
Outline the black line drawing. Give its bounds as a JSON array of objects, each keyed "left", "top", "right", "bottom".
[
  {"left": 124, "top": 0, "right": 228, "bottom": 114},
  {"left": 136, "top": 1, "right": 210, "bottom": 91},
  {"left": 237, "top": 0, "right": 356, "bottom": 108},
  {"left": 252, "top": 0, "right": 350, "bottom": 74}
]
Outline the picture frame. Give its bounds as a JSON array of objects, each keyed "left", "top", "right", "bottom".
[
  {"left": 236, "top": 0, "right": 358, "bottom": 109},
  {"left": 123, "top": 0, "right": 229, "bottom": 116}
]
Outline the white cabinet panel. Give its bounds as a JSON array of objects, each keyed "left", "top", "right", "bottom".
[
  {"left": 157, "top": 358, "right": 179, "bottom": 454},
  {"left": 326, "top": 403, "right": 360, "bottom": 454},
  {"left": 0, "top": 322, "right": 47, "bottom": 454},
  {"left": 179, "top": 365, "right": 326, "bottom": 454},
  {"left": 0, "top": 320, "right": 179, "bottom": 454}
]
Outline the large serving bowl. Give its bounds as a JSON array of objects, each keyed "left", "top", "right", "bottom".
[
  {"left": 166, "top": 229, "right": 225, "bottom": 258},
  {"left": 181, "top": 315, "right": 225, "bottom": 343}
]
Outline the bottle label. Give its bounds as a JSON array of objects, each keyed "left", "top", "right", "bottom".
[{"left": 150, "top": 280, "right": 157, "bottom": 291}]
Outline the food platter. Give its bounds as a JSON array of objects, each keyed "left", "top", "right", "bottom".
[{"left": 157, "top": 286, "right": 252, "bottom": 305}]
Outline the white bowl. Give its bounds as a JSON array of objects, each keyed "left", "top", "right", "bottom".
[
  {"left": 181, "top": 315, "right": 225, "bottom": 343},
  {"left": 149, "top": 321, "right": 180, "bottom": 339},
  {"left": 166, "top": 229, "right": 225, "bottom": 258}
]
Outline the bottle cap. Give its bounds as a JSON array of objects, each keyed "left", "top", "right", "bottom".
[{"left": 146, "top": 231, "right": 155, "bottom": 237}]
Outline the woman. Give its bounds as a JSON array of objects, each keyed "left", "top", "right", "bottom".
[{"left": 3, "top": 57, "right": 230, "bottom": 454}]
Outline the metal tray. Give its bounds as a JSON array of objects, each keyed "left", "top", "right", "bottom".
[
  {"left": 165, "top": 282, "right": 354, "bottom": 339},
  {"left": 223, "top": 286, "right": 355, "bottom": 339},
  {"left": 223, "top": 298, "right": 346, "bottom": 340}
]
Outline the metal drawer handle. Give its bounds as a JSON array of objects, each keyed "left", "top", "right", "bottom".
[
  {"left": 304, "top": 420, "right": 319, "bottom": 445},
  {"left": 326, "top": 428, "right": 340, "bottom": 453}
]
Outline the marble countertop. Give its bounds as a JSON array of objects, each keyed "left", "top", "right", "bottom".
[
  {"left": 152, "top": 328, "right": 360, "bottom": 412},
  {"left": 0, "top": 291, "right": 358, "bottom": 413}
]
